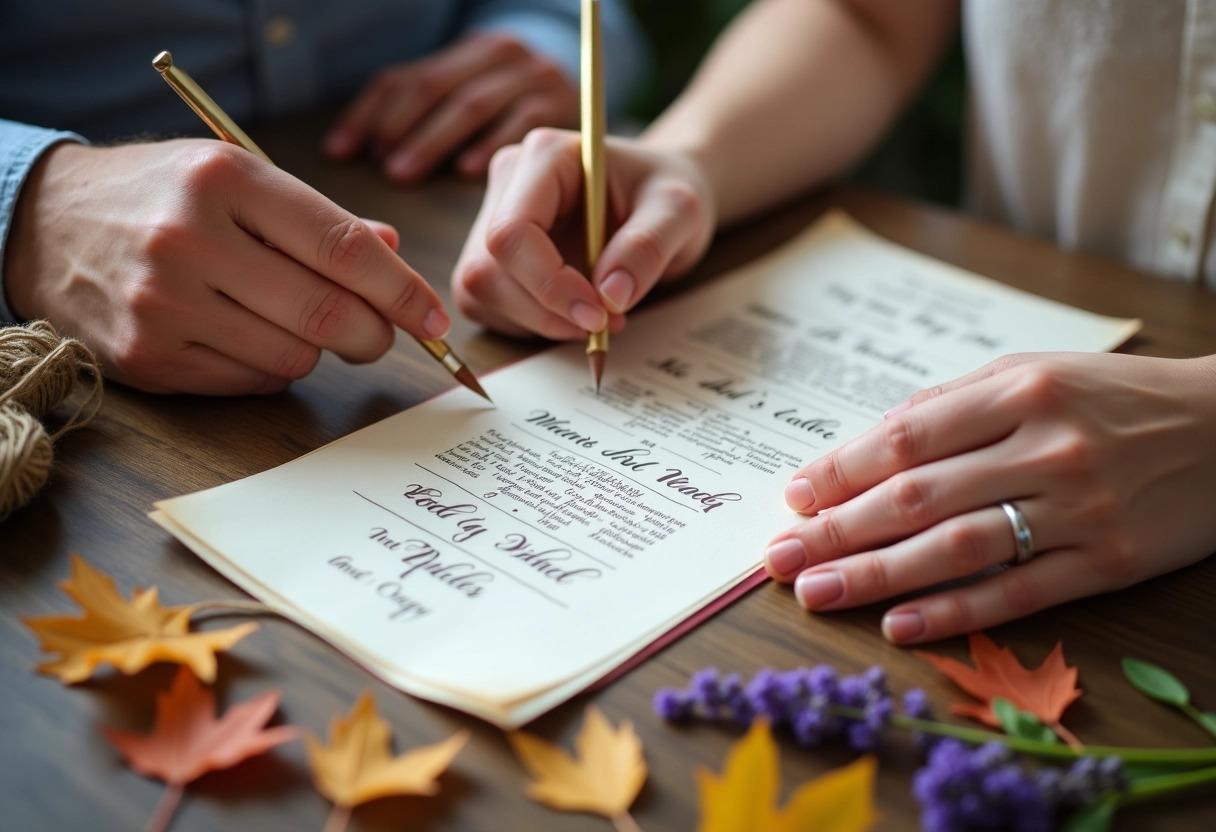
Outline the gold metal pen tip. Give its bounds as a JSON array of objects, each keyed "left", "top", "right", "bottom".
[
  {"left": 589, "top": 351, "right": 605, "bottom": 393},
  {"left": 455, "top": 365, "right": 493, "bottom": 403},
  {"left": 152, "top": 51, "right": 173, "bottom": 72}
]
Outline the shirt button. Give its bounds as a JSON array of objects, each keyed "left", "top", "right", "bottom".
[
  {"left": 1172, "top": 224, "right": 1193, "bottom": 248},
  {"left": 1196, "top": 92, "right": 1216, "bottom": 121},
  {"left": 265, "top": 15, "right": 295, "bottom": 48}
]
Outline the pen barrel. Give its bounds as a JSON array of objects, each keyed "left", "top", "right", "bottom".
[
  {"left": 580, "top": 0, "right": 606, "bottom": 268},
  {"left": 152, "top": 51, "right": 272, "bottom": 164}
]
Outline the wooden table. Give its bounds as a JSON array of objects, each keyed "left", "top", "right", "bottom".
[{"left": 4, "top": 121, "right": 1216, "bottom": 831}]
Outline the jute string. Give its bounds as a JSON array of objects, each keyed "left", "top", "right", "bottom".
[{"left": 0, "top": 321, "right": 103, "bottom": 519}]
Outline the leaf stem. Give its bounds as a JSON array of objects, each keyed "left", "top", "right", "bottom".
[
  {"left": 191, "top": 599, "right": 275, "bottom": 617},
  {"left": 322, "top": 804, "right": 352, "bottom": 832},
  {"left": 1117, "top": 765, "right": 1216, "bottom": 804},
  {"left": 1051, "top": 720, "right": 1083, "bottom": 751},
  {"left": 612, "top": 811, "right": 645, "bottom": 832},
  {"left": 145, "top": 782, "right": 183, "bottom": 832},
  {"left": 829, "top": 706, "right": 1216, "bottom": 764},
  {"left": 1180, "top": 703, "right": 1216, "bottom": 741}
]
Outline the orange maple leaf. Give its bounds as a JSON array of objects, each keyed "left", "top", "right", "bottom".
[
  {"left": 915, "top": 632, "right": 1082, "bottom": 746},
  {"left": 305, "top": 691, "right": 468, "bottom": 831},
  {"left": 509, "top": 704, "right": 647, "bottom": 826},
  {"left": 103, "top": 666, "right": 295, "bottom": 832},
  {"left": 22, "top": 554, "right": 257, "bottom": 683},
  {"left": 697, "top": 719, "right": 878, "bottom": 832}
]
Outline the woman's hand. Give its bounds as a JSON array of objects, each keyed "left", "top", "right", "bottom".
[
  {"left": 452, "top": 128, "right": 716, "bottom": 340},
  {"left": 4, "top": 140, "right": 450, "bottom": 395},
  {"left": 763, "top": 352, "right": 1216, "bottom": 643},
  {"left": 324, "top": 33, "right": 579, "bottom": 183}
]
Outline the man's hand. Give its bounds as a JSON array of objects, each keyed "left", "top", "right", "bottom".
[
  {"left": 323, "top": 33, "right": 579, "bottom": 183},
  {"left": 3, "top": 140, "right": 451, "bottom": 395}
]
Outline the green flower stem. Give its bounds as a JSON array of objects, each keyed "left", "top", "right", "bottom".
[
  {"left": 828, "top": 706, "right": 1216, "bottom": 765},
  {"left": 1117, "top": 765, "right": 1216, "bottom": 804}
]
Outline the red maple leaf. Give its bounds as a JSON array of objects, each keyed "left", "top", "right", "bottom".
[{"left": 915, "top": 632, "right": 1082, "bottom": 747}]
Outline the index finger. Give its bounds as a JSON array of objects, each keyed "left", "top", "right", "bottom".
[
  {"left": 230, "top": 160, "right": 450, "bottom": 340},
  {"left": 787, "top": 370, "right": 1025, "bottom": 513}
]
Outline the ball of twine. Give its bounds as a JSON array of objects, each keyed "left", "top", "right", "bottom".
[
  {"left": 0, "top": 320, "right": 103, "bottom": 520},
  {"left": 0, "top": 402, "right": 52, "bottom": 520}
]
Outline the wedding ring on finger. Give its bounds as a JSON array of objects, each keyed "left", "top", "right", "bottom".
[{"left": 999, "top": 501, "right": 1035, "bottom": 565}]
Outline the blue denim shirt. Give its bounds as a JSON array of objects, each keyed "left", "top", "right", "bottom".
[{"left": 0, "top": 0, "right": 646, "bottom": 323}]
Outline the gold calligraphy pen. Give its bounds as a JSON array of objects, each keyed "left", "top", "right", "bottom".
[
  {"left": 581, "top": 0, "right": 608, "bottom": 392},
  {"left": 152, "top": 50, "right": 491, "bottom": 402}
]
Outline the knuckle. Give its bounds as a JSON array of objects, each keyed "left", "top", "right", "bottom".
[
  {"left": 887, "top": 473, "right": 930, "bottom": 526},
  {"left": 485, "top": 217, "right": 528, "bottom": 263},
  {"left": 1099, "top": 533, "right": 1141, "bottom": 584},
  {"left": 531, "top": 270, "right": 566, "bottom": 309},
  {"left": 619, "top": 226, "right": 668, "bottom": 277},
  {"left": 1000, "top": 571, "right": 1040, "bottom": 619},
  {"left": 881, "top": 415, "right": 920, "bottom": 468},
  {"left": 455, "top": 257, "right": 500, "bottom": 299},
  {"left": 459, "top": 90, "right": 498, "bottom": 123},
  {"left": 936, "top": 594, "right": 975, "bottom": 637},
  {"left": 943, "top": 519, "right": 987, "bottom": 574},
  {"left": 1010, "top": 363, "right": 1067, "bottom": 410},
  {"left": 386, "top": 277, "right": 421, "bottom": 321},
  {"left": 660, "top": 180, "right": 701, "bottom": 218},
  {"left": 855, "top": 553, "right": 889, "bottom": 597},
  {"left": 411, "top": 67, "right": 443, "bottom": 101},
  {"left": 910, "top": 384, "right": 945, "bottom": 406},
  {"left": 320, "top": 219, "right": 374, "bottom": 279},
  {"left": 1042, "top": 431, "right": 1098, "bottom": 481},
  {"left": 299, "top": 286, "right": 353, "bottom": 342},
  {"left": 109, "top": 329, "right": 164, "bottom": 381},
  {"left": 817, "top": 511, "right": 850, "bottom": 559},
  {"left": 521, "top": 126, "right": 572, "bottom": 156},
  {"left": 179, "top": 143, "right": 247, "bottom": 193},
  {"left": 485, "top": 33, "right": 526, "bottom": 60},
  {"left": 272, "top": 340, "right": 321, "bottom": 380},
  {"left": 140, "top": 221, "right": 194, "bottom": 264},
  {"left": 815, "top": 452, "right": 851, "bottom": 498},
  {"left": 488, "top": 143, "right": 521, "bottom": 177}
]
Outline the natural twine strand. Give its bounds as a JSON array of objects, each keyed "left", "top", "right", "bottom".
[{"left": 0, "top": 321, "right": 103, "bottom": 519}]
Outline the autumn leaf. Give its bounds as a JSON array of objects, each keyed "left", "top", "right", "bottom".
[
  {"left": 509, "top": 705, "right": 646, "bottom": 830},
  {"left": 103, "top": 666, "right": 295, "bottom": 832},
  {"left": 915, "top": 632, "right": 1082, "bottom": 747},
  {"left": 305, "top": 691, "right": 468, "bottom": 831},
  {"left": 697, "top": 719, "right": 877, "bottom": 832},
  {"left": 22, "top": 554, "right": 258, "bottom": 683}
]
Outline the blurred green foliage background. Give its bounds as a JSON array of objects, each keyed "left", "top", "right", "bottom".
[{"left": 624, "top": 0, "right": 966, "bottom": 207}]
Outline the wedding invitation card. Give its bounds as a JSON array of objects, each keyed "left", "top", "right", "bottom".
[{"left": 152, "top": 212, "right": 1140, "bottom": 727}]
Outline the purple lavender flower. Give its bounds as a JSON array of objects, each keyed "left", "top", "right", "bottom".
[
  {"left": 653, "top": 664, "right": 895, "bottom": 752},
  {"left": 913, "top": 740, "right": 1127, "bottom": 831},
  {"left": 913, "top": 740, "right": 1051, "bottom": 832},
  {"left": 653, "top": 687, "right": 692, "bottom": 721}
]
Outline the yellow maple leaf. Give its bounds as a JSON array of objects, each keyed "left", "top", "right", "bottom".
[
  {"left": 509, "top": 705, "right": 647, "bottom": 822},
  {"left": 304, "top": 691, "right": 468, "bottom": 808},
  {"left": 697, "top": 720, "right": 878, "bottom": 832},
  {"left": 22, "top": 554, "right": 257, "bottom": 683}
]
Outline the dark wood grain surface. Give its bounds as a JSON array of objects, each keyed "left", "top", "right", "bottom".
[{"left": 3, "top": 118, "right": 1215, "bottom": 831}]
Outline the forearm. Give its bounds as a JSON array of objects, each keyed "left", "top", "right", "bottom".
[
  {"left": 642, "top": 0, "right": 958, "bottom": 225},
  {"left": 0, "top": 119, "right": 86, "bottom": 324}
]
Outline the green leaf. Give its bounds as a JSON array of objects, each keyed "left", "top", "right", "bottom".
[
  {"left": 1122, "top": 658, "right": 1190, "bottom": 707},
  {"left": 1061, "top": 800, "right": 1115, "bottom": 832},
  {"left": 991, "top": 697, "right": 1058, "bottom": 744},
  {"left": 1196, "top": 711, "right": 1216, "bottom": 742},
  {"left": 1121, "top": 761, "right": 1198, "bottom": 780}
]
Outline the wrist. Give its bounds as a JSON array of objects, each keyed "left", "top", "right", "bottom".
[{"left": 4, "top": 141, "right": 90, "bottom": 321}]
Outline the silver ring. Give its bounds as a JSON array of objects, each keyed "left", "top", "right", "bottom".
[{"left": 999, "top": 501, "right": 1035, "bottom": 565}]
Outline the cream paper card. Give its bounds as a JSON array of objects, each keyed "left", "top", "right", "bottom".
[{"left": 152, "top": 211, "right": 1141, "bottom": 727}]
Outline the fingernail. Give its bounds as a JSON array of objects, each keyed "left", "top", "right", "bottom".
[
  {"left": 571, "top": 301, "right": 607, "bottom": 332},
  {"left": 884, "top": 399, "right": 913, "bottom": 419},
  {"left": 795, "top": 570, "right": 843, "bottom": 609},
  {"left": 599, "top": 270, "right": 635, "bottom": 313},
  {"left": 423, "top": 308, "right": 450, "bottom": 339},
  {"left": 785, "top": 477, "right": 815, "bottom": 511},
  {"left": 323, "top": 130, "right": 354, "bottom": 158},
  {"left": 764, "top": 538, "right": 807, "bottom": 580},
  {"left": 882, "top": 610, "right": 926, "bottom": 643},
  {"left": 388, "top": 152, "right": 420, "bottom": 181}
]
